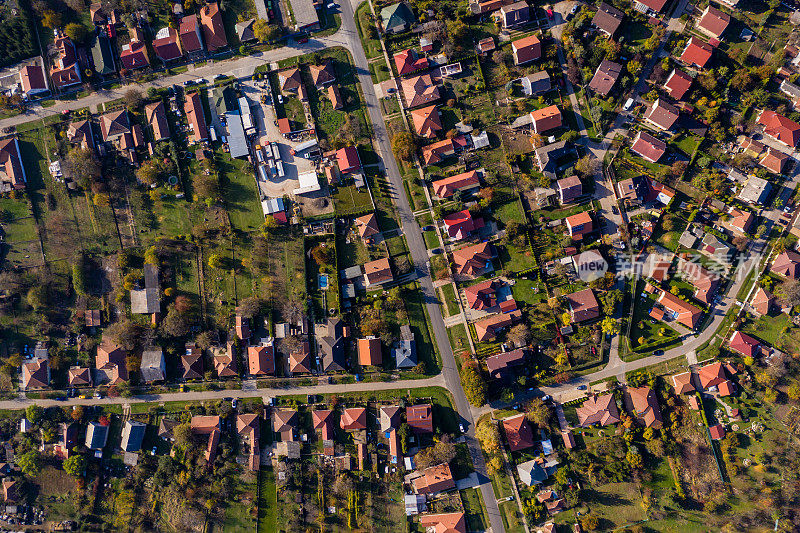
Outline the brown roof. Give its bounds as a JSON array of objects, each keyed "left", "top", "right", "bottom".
[
  {"left": 759, "top": 110, "right": 800, "bottom": 147},
  {"left": 452, "top": 242, "right": 494, "bottom": 277},
  {"left": 664, "top": 69, "right": 693, "bottom": 100},
  {"left": 247, "top": 344, "right": 275, "bottom": 375},
  {"left": 340, "top": 407, "right": 367, "bottom": 430},
  {"left": 698, "top": 361, "right": 728, "bottom": 389},
  {"left": 180, "top": 350, "right": 204, "bottom": 380},
  {"left": 145, "top": 101, "right": 170, "bottom": 142},
  {"left": 96, "top": 339, "right": 128, "bottom": 384},
  {"left": 697, "top": 6, "right": 730, "bottom": 39},
  {"left": 68, "top": 366, "right": 92, "bottom": 387},
  {"left": 432, "top": 170, "right": 481, "bottom": 198},
  {"left": 644, "top": 98, "right": 680, "bottom": 130},
  {"left": 152, "top": 27, "right": 182, "bottom": 62},
  {"left": 364, "top": 257, "right": 393, "bottom": 285},
  {"left": 22, "top": 357, "right": 49, "bottom": 389},
  {"left": 771, "top": 250, "right": 800, "bottom": 278},
  {"left": 184, "top": 92, "right": 208, "bottom": 143},
  {"left": 68, "top": 120, "right": 94, "bottom": 150},
  {"left": 355, "top": 212, "right": 381, "bottom": 240},
  {"left": 0, "top": 138, "right": 25, "bottom": 189},
  {"left": 179, "top": 15, "right": 203, "bottom": 52},
  {"left": 588, "top": 60, "right": 622, "bottom": 95},
  {"left": 412, "top": 463, "right": 456, "bottom": 494},
  {"left": 200, "top": 2, "right": 228, "bottom": 51},
  {"left": 531, "top": 105, "right": 562, "bottom": 134},
  {"left": 279, "top": 68, "right": 303, "bottom": 92},
  {"left": 418, "top": 512, "right": 466, "bottom": 533},
  {"left": 760, "top": 147, "right": 790, "bottom": 173},
  {"left": 410, "top": 104, "right": 443, "bottom": 138},
  {"left": 565, "top": 288, "right": 600, "bottom": 323},
  {"left": 680, "top": 37, "right": 713, "bottom": 69},
  {"left": 100, "top": 109, "right": 131, "bottom": 142},
  {"left": 272, "top": 409, "right": 297, "bottom": 440},
  {"left": 625, "top": 386, "right": 663, "bottom": 428},
  {"left": 657, "top": 290, "right": 702, "bottom": 329},
  {"left": 309, "top": 60, "right": 336, "bottom": 88},
  {"left": 631, "top": 131, "right": 667, "bottom": 163},
  {"left": 328, "top": 84, "right": 344, "bottom": 110},
  {"left": 357, "top": 337, "right": 382, "bottom": 366},
  {"left": 729, "top": 331, "right": 760, "bottom": 358},
  {"left": 401, "top": 74, "right": 441, "bottom": 108},
  {"left": 671, "top": 371, "right": 696, "bottom": 394},
  {"left": 19, "top": 64, "right": 46, "bottom": 93},
  {"left": 214, "top": 342, "right": 238, "bottom": 377},
  {"left": 512, "top": 35, "right": 541, "bottom": 64},
  {"left": 502, "top": 414, "right": 535, "bottom": 451},
  {"left": 576, "top": 394, "right": 620, "bottom": 426},
  {"left": 751, "top": 287, "right": 775, "bottom": 315},
  {"left": 406, "top": 404, "right": 433, "bottom": 434},
  {"left": 474, "top": 310, "right": 521, "bottom": 341},
  {"left": 592, "top": 3, "right": 624, "bottom": 36},
  {"left": 312, "top": 409, "right": 334, "bottom": 440},
  {"left": 289, "top": 340, "right": 312, "bottom": 373}
]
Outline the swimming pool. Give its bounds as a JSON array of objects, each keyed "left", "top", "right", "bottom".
[{"left": 318, "top": 274, "right": 328, "bottom": 290}]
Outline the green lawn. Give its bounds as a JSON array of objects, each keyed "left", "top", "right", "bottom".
[
  {"left": 743, "top": 312, "right": 792, "bottom": 347},
  {"left": 333, "top": 185, "right": 373, "bottom": 216},
  {"left": 493, "top": 200, "right": 527, "bottom": 225},
  {"left": 439, "top": 283, "right": 460, "bottom": 316},
  {"left": 460, "top": 488, "right": 489, "bottom": 532},
  {"left": 404, "top": 283, "right": 441, "bottom": 374},
  {"left": 511, "top": 278, "right": 546, "bottom": 308},
  {"left": 447, "top": 323, "right": 470, "bottom": 355},
  {"left": 355, "top": 1, "right": 383, "bottom": 59},
  {"left": 257, "top": 468, "right": 277, "bottom": 533},
  {"left": 498, "top": 244, "right": 537, "bottom": 274},
  {"left": 217, "top": 151, "right": 263, "bottom": 233}
]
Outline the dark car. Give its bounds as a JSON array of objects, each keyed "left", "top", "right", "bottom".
[
  {"left": 653, "top": 350, "right": 664, "bottom": 356},
  {"left": 431, "top": 248, "right": 443, "bottom": 254}
]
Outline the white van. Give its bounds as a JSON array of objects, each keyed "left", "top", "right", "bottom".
[{"left": 623, "top": 98, "right": 635, "bottom": 111}]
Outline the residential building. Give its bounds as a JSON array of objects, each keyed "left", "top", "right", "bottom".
[
  {"left": 363, "top": 257, "right": 394, "bottom": 286},
  {"left": 289, "top": 0, "right": 320, "bottom": 31},
  {"left": 531, "top": 105, "right": 562, "bottom": 134},
  {"left": 477, "top": 37, "right": 496, "bottom": 54},
  {"left": 411, "top": 463, "right": 456, "bottom": 494},
  {"left": 401, "top": 74, "right": 440, "bottom": 108},
  {"left": 502, "top": 414, "right": 535, "bottom": 451},
  {"left": 121, "top": 420, "right": 147, "bottom": 452},
  {"left": 145, "top": 101, "right": 170, "bottom": 142},
  {"left": 671, "top": 371, "right": 697, "bottom": 394},
  {"left": 443, "top": 209, "right": 483, "bottom": 240},
  {"left": 758, "top": 110, "right": 800, "bottom": 147},
  {"left": 316, "top": 318, "right": 347, "bottom": 372},
  {"left": 179, "top": 15, "right": 204, "bottom": 53},
  {"left": 772, "top": 250, "right": 800, "bottom": 278},
  {"left": 486, "top": 349, "right": 526, "bottom": 382},
  {"left": 95, "top": 340, "right": 128, "bottom": 384},
  {"left": 512, "top": 35, "right": 542, "bottom": 65},
  {"left": 410, "top": 105, "right": 442, "bottom": 138},
  {"left": 677, "top": 260, "right": 719, "bottom": 305},
  {"left": 729, "top": 330, "right": 760, "bottom": 358},
  {"left": 624, "top": 386, "right": 663, "bottom": 428},
  {"left": 535, "top": 140, "right": 574, "bottom": 180},
  {"left": 517, "top": 456, "right": 559, "bottom": 486},
  {"left": 309, "top": 60, "right": 336, "bottom": 88},
  {"left": 750, "top": 287, "right": 775, "bottom": 316},
  {"left": 67, "top": 120, "right": 95, "bottom": 151},
  {"left": 521, "top": 71, "right": 551, "bottom": 96},
  {"left": 247, "top": 341, "right": 275, "bottom": 375},
  {"left": 500, "top": 1, "right": 531, "bottom": 28},
  {"left": 272, "top": 409, "right": 297, "bottom": 441},
  {"left": 566, "top": 211, "right": 593, "bottom": 240},
  {"left": 418, "top": 513, "right": 466, "bottom": 533},
  {"left": 393, "top": 326, "right": 417, "bottom": 368},
  {"left": 656, "top": 290, "right": 703, "bottom": 329},
  {"left": 340, "top": 407, "right": 367, "bottom": 430},
  {"left": 358, "top": 336, "right": 382, "bottom": 366},
  {"left": 200, "top": 2, "right": 228, "bottom": 51},
  {"left": 152, "top": 27, "right": 183, "bottom": 63},
  {"left": 180, "top": 343, "right": 204, "bottom": 380},
  {"left": 354, "top": 212, "right": 381, "bottom": 243},
  {"left": 237, "top": 413, "right": 260, "bottom": 471},
  {"left": 664, "top": 68, "right": 693, "bottom": 100},
  {"left": 279, "top": 68, "right": 303, "bottom": 92},
  {"left": 576, "top": 394, "right": 620, "bottom": 426},
  {"left": 18, "top": 64, "right": 48, "bottom": 97},
  {"left": 22, "top": 356, "right": 49, "bottom": 389},
  {"left": 394, "top": 49, "right": 428, "bottom": 76},
  {"left": 696, "top": 5, "right": 730, "bottom": 40},
  {"left": 557, "top": 175, "right": 582, "bottom": 203},
  {"left": 313, "top": 409, "right": 335, "bottom": 441},
  {"left": 643, "top": 98, "right": 680, "bottom": 130},
  {"left": 50, "top": 35, "right": 81, "bottom": 90},
  {"left": 420, "top": 136, "right": 469, "bottom": 166},
  {"left": 432, "top": 169, "right": 481, "bottom": 198},
  {"left": 140, "top": 348, "right": 166, "bottom": 382},
  {"left": 235, "top": 314, "right": 251, "bottom": 341},
  {"left": 191, "top": 416, "right": 221, "bottom": 464},
  {"left": 465, "top": 279, "right": 502, "bottom": 310},
  {"left": 336, "top": 145, "right": 361, "bottom": 173},
  {"left": 235, "top": 18, "right": 256, "bottom": 42},
  {"left": 698, "top": 361, "right": 735, "bottom": 396},
  {"left": 68, "top": 366, "right": 92, "bottom": 387},
  {"left": 473, "top": 310, "right": 521, "bottom": 341},
  {"left": 737, "top": 175, "right": 771, "bottom": 205},
  {"left": 119, "top": 34, "right": 149, "bottom": 70},
  {"left": 214, "top": 342, "right": 238, "bottom": 377},
  {"left": 328, "top": 84, "right": 344, "bottom": 109},
  {"left": 631, "top": 131, "right": 667, "bottom": 163},
  {"left": 592, "top": 3, "right": 624, "bottom": 37},
  {"left": 407, "top": 404, "right": 433, "bottom": 434},
  {"left": 632, "top": 0, "right": 667, "bottom": 15},
  {"left": 760, "top": 147, "right": 790, "bottom": 174},
  {"left": 680, "top": 37, "right": 713, "bottom": 69},
  {"left": 185, "top": 92, "right": 209, "bottom": 143},
  {"left": 0, "top": 137, "right": 26, "bottom": 191},
  {"left": 588, "top": 59, "right": 622, "bottom": 95},
  {"left": 452, "top": 242, "right": 495, "bottom": 278},
  {"left": 565, "top": 288, "right": 600, "bottom": 322},
  {"left": 380, "top": 2, "right": 416, "bottom": 33},
  {"left": 85, "top": 421, "right": 109, "bottom": 451}
]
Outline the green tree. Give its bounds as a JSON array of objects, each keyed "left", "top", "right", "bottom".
[
  {"left": 26, "top": 405, "right": 44, "bottom": 425},
  {"left": 18, "top": 450, "right": 41, "bottom": 476},
  {"left": 63, "top": 454, "right": 86, "bottom": 477},
  {"left": 391, "top": 131, "right": 415, "bottom": 161},
  {"left": 27, "top": 286, "right": 49, "bottom": 311},
  {"left": 461, "top": 363, "right": 487, "bottom": 406},
  {"left": 253, "top": 19, "right": 281, "bottom": 42},
  {"left": 475, "top": 418, "right": 501, "bottom": 455},
  {"left": 525, "top": 398, "right": 551, "bottom": 428},
  {"left": 64, "top": 22, "right": 88, "bottom": 43},
  {"left": 601, "top": 317, "right": 616, "bottom": 335},
  {"left": 72, "top": 256, "right": 88, "bottom": 296}
]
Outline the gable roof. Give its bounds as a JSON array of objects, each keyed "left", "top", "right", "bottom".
[
  {"left": 235, "top": 18, "right": 256, "bottom": 41},
  {"left": 153, "top": 27, "right": 183, "bottom": 62},
  {"left": 279, "top": 68, "right": 303, "bottom": 92},
  {"left": 340, "top": 407, "right": 367, "bottom": 430},
  {"left": 512, "top": 35, "right": 541, "bottom": 64},
  {"left": 729, "top": 330, "right": 760, "bottom": 358},
  {"left": 19, "top": 64, "right": 47, "bottom": 94},
  {"left": 565, "top": 288, "right": 600, "bottom": 322},
  {"left": 657, "top": 290, "right": 702, "bottom": 329},
  {"left": 358, "top": 337, "right": 382, "bottom": 366},
  {"left": 179, "top": 15, "right": 204, "bottom": 52},
  {"left": 145, "top": 101, "right": 170, "bottom": 142},
  {"left": 410, "top": 105, "right": 442, "bottom": 138},
  {"left": 625, "top": 386, "right": 663, "bottom": 428},
  {"left": 697, "top": 5, "right": 730, "bottom": 39},
  {"left": 671, "top": 371, "right": 696, "bottom": 394},
  {"left": 588, "top": 59, "right": 622, "bottom": 95},
  {"left": 452, "top": 242, "right": 495, "bottom": 277},
  {"left": 185, "top": 91, "right": 209, "bottom": 142},
  {"left": 698, "top": 361, "right": 728, "bottom": 389},
  {"left": 473, "top": 310, "right": 521, "bottom": 341},
  {"left": 531, "top": 105, "right": 562, "bottom": 133},
  {"left": 760, "top": 147, "right": 790, "bottom": 173},
  {"left": 592, "top": 2, "right": 624, "bottom": 35},
  {"left": 214, "top": 342, "right": 238, "bottom": 377},
  {"left": 680, "top": 37, "right": 713, "bottom": 68},
  {"left": 644, "top": 98, "right": 680, "bottom": 129},
  {"left": 631, "top": 131, "right": 667, "bottom": 163},
  {"left": 200, "top": 2, "right": 228, "bottom": 51},
  {"left": 432, "top": 170, "right": 481, "bottom": 198},
  {"left": 364, "top": 257, "right": 393, "bottom": 285},
  {"left": 0, "top": 137, "right": 26, "bottom": 189},
  {"left": 401, "top": 74, "right": 441, "bottom": 108},
  {"left": 355, "top": 212, "right": 380, "bottom": 240},
  {"left": 759, "top": 110, "right": 800, "bottom": 147},
  {"left": 418, "top": 512, "right": 466, "bottom": 533},
  {"left": 407, "top": 404, "right": 433, "bottom": 433},
  {"left": 502, "top": 414, "right": 535, "bottom": 451},
  {"left": 664, "top": 68, "right": 693, "bottom": 100},
  {"left": 771, "top": 250, "right": 800, "bottom": 278}
]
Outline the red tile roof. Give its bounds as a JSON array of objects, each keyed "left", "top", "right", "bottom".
[
  {"left": 247, "top": 344, "right": 275, "bottom": 375},
  {"left": 432, "top": 170, "right": 481, "bottom": 198},
  {"left": 336, "top": 146, "right": 361, "bottom": 173},
  {"left": 697, "top": 6, "right": 730, "bottom": 39},
  {"left": 625, "top": 386, "right": 663, "bottom": 428},
  {"left": 664, "top": 68, "right": 692, "bottom": 100},
  {"left": 729, "top": 331, "right": 760, "bottom": 358},
  {"left": 200, "top": 2, "right": 228, "bottom": 51},
  {"left": 565, "top": 288, "right": 600, "bottom": 322},
  {"left": 531, "top": 105, "right": 562, "bottom": 134},
  {"left": 657, "top": 290, "right": 702, "bottom": 329},
  {"left": 19, "top": 65, "right": 46, "bottom": 93},
  {"left": 680, "top": 37, "right": 713, "bottom": 69},
  {"left": 153, "top": 27, "right": 182, "bottom": 62},
  {"left": 698, "top": 361, "right": 728, "bottom": 389},
  {"left": 452, "top": 242, "right": 494, "bottom": 277},
  {"left": 179, "top": 15, "right": 204, "bottom": 52},
  {"left": 340, "top": 407, "right": 367, "bottom": 430},
  {"left": 760, "top": 147, "right": 789, "bottom": 173},
  {"left": 759, "top": 110, "right": 800, "bottom": 147},
  {"left": 407, "top": 404, "right": 433, "bottom": 434},
  {"left": 120, "top": 40, "right": 149, "bottom": 70},
  {"left": 502, "top": 414, "right": 535, "bottom": 451},
  {"left": 357, "top": 337, "right": 382, "bottom": 366},
  {"left": 512, "top": 35, "right": 541, "bottom": 64},
  {"left": 576, "top": 394, "right": 620, "bottom": 426},
  {"left": 410, "top": 104, "right": 442, "bottom": 138},
  {"left": 771, "top": 250, "right": 800, "bottom": 278},
  {"left": 184, "top": 92, "right": 208, "bottom": 142},
  {"left": 394, "top": 48, "right": 429, "bottom": 75},
  {"left": 631, "top": 131, "right": 667, "bottom": 163}
]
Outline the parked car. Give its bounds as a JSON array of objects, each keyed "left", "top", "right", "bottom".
[
  {"left": 653, "top": 350, "right": 664, "bottom": 356},
  {"left": 577, "top": 385, "right": 587, "bottom": 390},
  {"left": 459, "top": 423, "right": 466, "bottom": 433},
  {"left": 431, "top": 248, "right": 443, "bottom": 254}
]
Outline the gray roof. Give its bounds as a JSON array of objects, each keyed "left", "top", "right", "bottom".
[
  {"left": 381, "top": 2, "right": 415, "bottom": 32},
  {"left": 86, "top": 422, "right": 109, "bottom": 450},
  {"left": 738, "top": 175, "right": 771, "bottom": 204},
  {"left": 780, "top": 79, "right": 800, "bottom": 100},
  {"left": 144, "top": 264, "right": 159, "bottom": 289},
  {"left": 140, "top": 349, "right": 165, "bottom": 382},
  {"left": 121, "top": 420, "right": 147, "bottom": 452},
  {"left": 235, "top": 18, "right": 256, "bottom": 42},
  {"left": 130, "top": 288, "right": 160, "bottom": 314},
  {"left": 225, "top": 112, "right": 249, "bottom": 159},
  {"left": 317, "top": 318, "right": 346, "bottom": 372},
  {"left": 522, "top": 71, "right": 551, "bottom": 96},
  {"left": 393, "top": 340, "right": 417, "bottom": 368},
  {"left": 289, "top": 0, "right": 320, "bottom": 30},
  {"left": 535, "top": 140, "right": 574, "bottom": 180},
  {"left": 91, "top": 33, "right": 116, "bottom": 76}
]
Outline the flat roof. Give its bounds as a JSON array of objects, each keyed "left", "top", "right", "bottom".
[{"left": 225, "top": 112, "right": 249, "bottom": 159}]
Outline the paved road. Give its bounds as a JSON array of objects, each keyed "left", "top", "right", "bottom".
[{"left": 338, "top": 1, "right": 504, "bottom": 530}]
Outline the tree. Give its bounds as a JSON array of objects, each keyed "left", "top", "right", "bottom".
[
  {"left": 26, "top": 405, "right": 44, "bottom": 425},
  {"left": 238, "top": 296, "right": 263, "bottom": 319},
  {"left": 123, "top": 89, "right": 144, "bottom": 111},
  {"left": 64, "top": 22, "right": 88, "bottom": 43},
  {"left": 105, "top": 320, "right": 141, "bottom": 351},
  {"left": 601, "top": 317, "right": 616, "bottom": 335},
  {"left": 253, "top": 18, "right": 280, "bottom": 42},
  {"left": 788, "top": 382, "right": 800, "bottom": 401},
  {"left": 27, "top": 285, "right": 49, "bottom": 311},
  {"left": 461, "top": 362, "right": 487, "bottom": 406},
  {"left": 41, "top": 9, "right": 62, "bottom": 29},
  {"left": 575, "top": 155, "right": 599, "bottom": 177},
  {"left": 195, "top": 173, "right": 220, "bottom": 201},
  {"left": 311, "top": 245, "right": 334, "bottom": 267},
  {"left": 392, "top": 131, "right": 415, "bottom": 161},
  {"left": 581, "top": 513, "right": 600, "bottom": 531},
  {"left": 778, "top": 279, "right": 800, "bottom": 307},
  {"left": 414, "top": 440, "right": 457, "bottom": 469},
  {"left": 525, "top": 398, "right": 551, "bottom": 428},
  {"left": 63, "top": 454, "right": 86, "bottom": 477},
  {"left": 507, "top": 324, "right": 531, "bottom": 346},
  {"left": 208, "top": 253, "right": 225, "bottom": 269},
  {"left": 161, "top": 304, "right": 191, "bottom": 337},
  {"left": 64, "top": 148, "right": 101, "bottom": 189},
  {"left": 475, "top": 418, "right": 501, "bottom": 455},
  {"left": 173, "top": 422, "right": 193, "bottom": 446},
  {"left": 136, "top": 158, "right": 173, "bottom": 186},
  {"left": 18, "top": 450, "right": 41, "bottom": 476}
]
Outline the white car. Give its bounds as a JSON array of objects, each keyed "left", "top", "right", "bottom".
[{"left": 277, "top": 94, "right": 284, "bottom": 104}]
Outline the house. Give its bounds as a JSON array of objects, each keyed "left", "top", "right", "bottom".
[
  {"left": 309, "top": 60, "right": 336, "bottom": 88},
  {"left": 121, "top": 420, "right": 147, "bottom": 452},
  {"left": 588, "top": 60, "right": 622, "bottom": 95},
  {"left": 355, "top": 213, "right": 381, "bottom": 243},
  {"left": 443, "top": 209, "right": 483, "bottom": 240},
  {"left": 185, "top": 92, "right": 209, "bottom": 143},
  {"left": 727, "top": 208, "right": 755, "bottom": 235},
  {"left": 100, "top": 109, "right": 131, "bottom": 143},
  {"left": 407, "top": 404, "right": 433, "bottom": 434},
  {"left": 179, "top": 15, "right": 204, "bottom": 53},
  {"left": 328, "top": 84, "right": 344, "bottom": 109},
  {"left": 418, "top": 513, "right": 466, "bottom": 533},
  {"left": 289, "top": 0, "right": 320, "bottom": 31},
  {"left": 517, "top": 456, "right": 559, "bottom": 486},
  {"left": 54, "top": 422, "right": 79, "bottom": 459},
  {"left": 738, "top": 175, "right": 771, "bottom": 205},
  {"left": 191, "top": 416, "right": 222, "bottom": 464},
  {"left": 453, "top": 242, "right": 495, "bottom": 278},
  {"left": 741, "top": 136, "right": 765, "bottom": 158},
  {"left": 235, "top": 314, "right": 251, "bottom": 341},
  {"left": 698, "top": 361, "right": 732, "bottom": 390},
  {"left": 709, "top": 424, "right": 726, "bottom": 440},
  {"left": 474, "top": 310, "right": 521, "bottom": 341},
  {"left": 180, "top": 343, "right": 204, "bottom": 380},
  {"left": 358, "top": 337, "right": 382, "bottom": 366},
  {"left": 631, "top": 131, "right": 667, "bottom": 163},
  {"left": 657, "top": 290, "right": 703, "bottom": 329},
  {"left": 336, "top": 145, "right": 361, "bottom": 173},
  {"left": 680, "top": 37, "right": 713, "bottom": 69},
  {"left": 50, "top": 35, "right": 81, "bottom": 90},
  {"left": 758, "top": 110, "right": 800, "bottom": 147},
  {"left": 432, "top": 169, "right": 481, "bottom": 198},
  {"left": 248, "top": 341, "right": 275, "bottom": 375},
  {"left": 235, "top": 18, "right": 256, "bottom": 42},
  {"left": 500, "top": 1, "right": 530, "bottom": 28},
  {"left": 130, "top": 264, "right": 160, "bottom": 316},
  {"left": 379, "top": 405, "right": 403, "bottom": 433},
  {"left": 158, "top": 418, "right": 180, "bottom": 441},
  {"left": 572, "top": 250, "right": 608, "bottom": 283},
  {"left": 213, "top": 342, "right": 238, "bottom": 377},
  {"left": 140, "top": 348, "right": 166, "bottom": 382},
  {"left": 340, "top": 407, "right": 367, "bottom": 430},
  {"left": 316, "top": 318, "right": 347, "bottom": 372},
  {"left": 771, "top": 250, "right": 800, "bottom": 278},
  {"left": 272, "top": 409, "right": 297, "bottom": 441},
  {"left": 67, "top": 120, "right": 95, "bottom": 152},
  {"left": 624, "top": 387, "right": 663, "bottom": 428},
  {"left": 487, "top": 349, "right": 526, "bottom": 382},
  {"left": 237, "top": 413, "right": 260, "bottom": 471},
  {"left": 512, "top": 35, "right": 542, "bottom": 65},
  {"left": 465, "top": 279, "right": 501, "bottom": 310},
  {"left": 696, "top": 6, "right": 730, "bottom": 40},
  {"left": 729, "top": 330, "right": 760, "bottom": 358},
  {"left": 469, "top": 0, "right": 516, "bottom": 14},
  {"left": 671, "top": 371, "right": 697, "bottom": 394},
  {"left": 0, "top": 137, "right": 26, "bottom": 191},
  {"left": 145, "top": 101, "right": 170, "bottom": 142},
  {"left": 759, "top": 147, "right": 790, "bottom": 174},
  {"left": 566, "top": 211, "right": 593, "bottom": 240},
  {"left": 565, "top": 288, "right": 600, "bottom": 323},
  {"left": 521, "top": 71, "right": 551, "bottom": 96},
  {"left": 394, "top": 49, "right": 428, "bottom": 76},
  {"left": 477, "top": 37, "right": 496, "bottom": 54},
  {"left": 664, "top": 68, "right": 693, "bottom": 100},
  {"left": 22, "top": 356, "right": 49, "bottom": 389},
  {"left": 119, "top": 33, "right": 149, "bottom": 70},
  {"left": 95, "top": 340, "right": 128, "bottom": 384},
  {"left": 531, "top": 105, "right": 562, "bottom": 134},
  {"left": 279, "top": 68, "right": 303, "bottom": 93},
  {"left": 19, "top": 64, "right": 48, "bottom": 97},
  {"left": 592, "top": 3, "right": 624, "bottom": 37},
  {"left": 68, "top": 366, "right": 92, "bottom": 387},
  {"left": 502, "top": 414, "right": 535, "bottom": 451},
  {"left": 420, "top": 135, "right": 469, "bottom": 165},
  {"left": 750, "top": 287, "right": 775, "bottom": 316},
  {"left": 410, "top": 105, "right": 442, "bottom": 138},
  {"left": 632, "top": 0, "right": 667, "bottom": 15},
  {"left": 576, "top": 394, "right": 620, "bottom": 426},
  {"left": 381, "top": 2, "right": 415, "bottom": 33},
  {"left": 85, "top": 421, "right": 110, "bottom": 451},
  {"left": 557, "top": 175, "right": 582, "bottom": 204},
  {"left": 677, "top": 260, "right": 719, "bottom": 305},
  {"left": 313, "top": 409, "right": 335, "bottom": 441},
  {"left": 643, "top": 98, "right": 680, "bottom": 130},
  {"left": 401, "top": 74, "right": 440, "bottom": 108},
  {"left": 363, "top": 257, "right": 394, "bottom": 286},
  {"left": 152, "top": 27, "right": 183, "bottom": 63},
  {"left": 412, "top": 463, "right": 456, "bottom": 494},
  {"left": 200, "top": 2, "right": 228, "bottom": 51}
]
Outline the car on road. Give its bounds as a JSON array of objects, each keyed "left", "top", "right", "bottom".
[
  {"left": 431, "top": 248, "right": 443, "bottom": 254},
  {"left": 570, "top": 4, "right": 580, "bottom": 13},
  {"left": 577, "top": 385, "right": 587, "bottom": 390},
  {"left": 231, "top": 399, "right": 238, "bottom": 409},
  {"left": 422, "top": 225, "right": 435, "bottom": 231},
  {"left": 459, "top": 423, "right": 465, "bottom": 433},
  {"left": 541, "top": 395, "right": 551, "bottom": 402},
  {"left": 213, "top": 74, "right": 227, "bottom": 81},
  {"left": 653, "top": 350, "right": 664, "bottom": 356},
  {"left": 277, "top": 94, "right": 284, "bottom": 104},
  {"left": 54, "top": 396, "right": 66, "bottom": 401},
  {"left": 183, "top": 80, "right": 195, "bottom": 86}
]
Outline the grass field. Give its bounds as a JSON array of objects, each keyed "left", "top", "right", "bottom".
[
  {"left": 447, "top": 323, "right": 471, "bottom": 354},
  {"left": 217, "top": 151, "right": 264, "bottom": 233},
  {"left": 355, "top": 1, "right": 383, "bottom": 59},
  {"left": 333, "top": 184, "right": 374, "bottom": 216},
  {"left": 440, "top": 283, "right": 460, "bottom": 316},
  {"left": 257, "top": 467, "right": 277, "bottom": 533}
]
